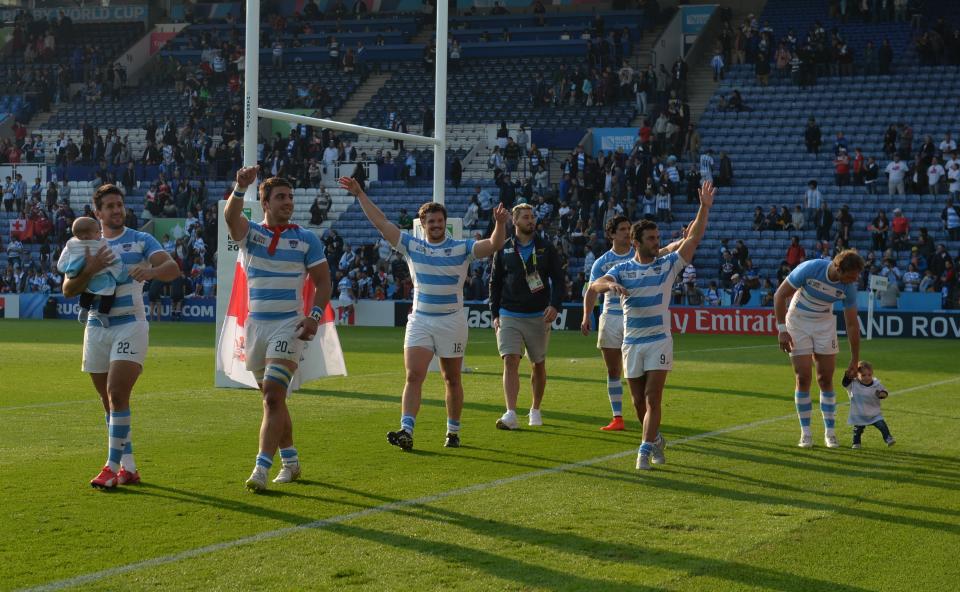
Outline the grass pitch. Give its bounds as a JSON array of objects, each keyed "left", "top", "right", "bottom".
[{"left": 1, "top": 320, "right": 958, "bottom": 591}]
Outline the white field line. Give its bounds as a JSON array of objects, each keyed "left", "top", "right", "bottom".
[{"left": 20, "top": 376, "right": 960, "bottom": 592}]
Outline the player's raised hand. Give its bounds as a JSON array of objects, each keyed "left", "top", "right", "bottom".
[
  {"left": 698, "top": 179, "right": 715, "bottom": 208},
  {"left": 492, "top": 203, "right": 509, "bottom": 225},
  {"left": 339, "top": 176, "right": 362, "bottom": 196},
  {"left": 235, "top": 166, "right": 258, "bottom": 189}
]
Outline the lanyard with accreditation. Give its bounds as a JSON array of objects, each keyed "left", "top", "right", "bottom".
[{"left": 515, "top": 238, "right": 545, "bottom": 293}]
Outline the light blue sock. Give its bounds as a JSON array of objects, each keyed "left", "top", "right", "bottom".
[
  {"left": 820, "top": 391, "right": 837, "bottom": 432},
  {"left": 106, "top": 410, "right": 131, "bottom": 472},
  {"left": 607, "top": 376, "right": 623, "bottom": 417},
  {"left": 638, "top": 441, "right": 655, "bottom": 456},
  {"left": 256, "top": 451, "right": 274, "bottom": 469},
  {"left": 279, "top": 447, "right": 299, "bottom": 467},
  {"left": 447, "top": 418, "right": 461, "bottom": 434},
  {"left": 795, "top": 391, "right": 812, "bottom": 435},
  {"left": 401, "top": 415, "right": 416, "bottom": 434},
  {"left": 121, "top": 427, "right": 136, "bottom": 473}
]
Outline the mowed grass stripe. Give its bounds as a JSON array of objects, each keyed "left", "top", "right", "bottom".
[
  {"left": 0, "top": 339, "right": 786, "bottom": 412},
  {"left": 20, "top": 376, "right": 959, "bottom": 592}
]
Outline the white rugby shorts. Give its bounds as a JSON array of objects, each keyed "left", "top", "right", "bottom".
[
  {"left": 596, "top": 312, "right": 625, "bottom": 350},
  {"left": 82, "top": 320, "right": 149, "bottom": 373},
  {"left": 622, "top": 337, "right": 673, "bottom": 378},
  {"left": 786, "top": 313, "right": 839, "bottom": 357},
  {"left": 404, "top": 311, "right": 468, "bottom": 358},
  {"left": 244, "top": 315, "right": 305, "bottom": 372}
]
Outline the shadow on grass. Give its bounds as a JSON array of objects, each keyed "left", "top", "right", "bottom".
[
  {"left": 549, "top": 458, "right": 960, "bottom": 537},
  {"left": 326, "top": 503, "right": 876, "bottom": 592},
  {"left": 468, "top": 370, "right": 787, "bottom": 402},
  {"left": 133, "top": 483, "right": 319, "bottom": 525},
  {"left": 704, "top": 435, "right": 960, "bottom": 485},
  {"left": 323, "top": 519, "right": 658, "bottom": 591},
  {"left": 666, "top": 462, "right": 960, "bottom": 520},
  {"left": 296, "top": 386, "right": 611, "bottom": 427}
]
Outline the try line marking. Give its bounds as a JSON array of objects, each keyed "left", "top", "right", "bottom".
[{"left": 20, "top": 376, "right": 960, "bottom": 592}]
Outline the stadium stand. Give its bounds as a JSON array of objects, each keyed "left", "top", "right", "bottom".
[
  {"left": 689, "top": 0, "right": 960, "bottom": 305},
  {"left": 2, "top": 2, "right": 957, "bottom": 309}
]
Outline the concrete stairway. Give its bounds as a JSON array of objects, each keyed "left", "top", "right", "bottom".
[
  {"left": 628, "top": 18, "right": 674, "bottom": 126},
  {"left": 685, "top": 1, "right": 769, "bottom": 124},
  {"left": 331, "top": 72, "right": 392, "bottom": 124}
]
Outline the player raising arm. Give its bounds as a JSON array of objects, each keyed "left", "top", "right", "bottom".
[
  {"left": 227, "top": 166, "right": 332, "bottom": 491},
  {"left": 339, "top": 176, "right": 507, "bottom": 449},
  {"left": 580, "top": 216, "right": 686, "bottom": 432},
  {"left": 589, "top": 180, "right": 714, "bottom": 470}
]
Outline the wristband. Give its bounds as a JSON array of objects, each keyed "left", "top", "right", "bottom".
[
  {"left": 309, "top": 305, "right": 323, "bottom": 322},
  {"left": 232, "top": 186, "right": 247, "bottom": 199},
  {"left": 777, "top": 323, "right": 788, "bottom": 332}
]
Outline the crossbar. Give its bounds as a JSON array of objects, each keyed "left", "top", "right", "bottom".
[{"left": 258, "top": 107, "right": 442, "bottom": 147}]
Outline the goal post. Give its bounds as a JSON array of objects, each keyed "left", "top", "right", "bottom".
[
  {"left": 241, "top": 0, "right": 449, "bottom": 199},
  {"left": 216, "top": 0, "right": 452, "bottom": 387}
]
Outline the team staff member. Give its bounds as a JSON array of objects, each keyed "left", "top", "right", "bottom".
[{"left": 490, "top": 204, "right": 565, "bottom": 430}]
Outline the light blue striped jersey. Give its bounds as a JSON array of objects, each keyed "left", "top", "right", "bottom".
[
  {"left": 395, "top": 231, "right": 476, "bottom": 316},
  {"left": 786, "top": 259, "right": 857, "bottom": 321},
  {"left": 240, "top": 221, "right": 326, "bottom": 321},
  {"left": 94, "top": 228, "right": 163, "bottom": 326},
  {"left": 605, "top": 251, "right": 686, "bottom": 346},
  {"left": 845, "top": 377, "right": 886, "bottom": 426},
  {"left": 590, "top": 247, "right": 635, "bottom": 316}
]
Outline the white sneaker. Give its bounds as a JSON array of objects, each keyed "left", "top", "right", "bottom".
[
  {"left": 798, "top": 434, "right": 813, "bottom": 448},
  {"left": 496, "top": 411, "right": 519, "bottom": 430},
  {"left": 528, "top": 408, "right": 543, "bottom": 427},
  {"left": 636, "top": 453, "right": 652, "bottom": 471},
  {"left": 651, "top": 437, "right": 666, "bottom": 465},
  {"left": 824, "top": 433, "right": 840, "bottom": 448},
  {"left": 272, "top": 463, "right": 301, "bottom": 483},
  {"left": 245, "top": 466, "right": 268, "bottom": 491}
]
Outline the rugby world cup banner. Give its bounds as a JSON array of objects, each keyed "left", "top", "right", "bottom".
[
  {"left": 51, "top": 295, "right": 218, "bottom": 322},
  {"left": 0, "top": 5, "right": 149, "bottom": 23},
  {"left": 592, "top": 128, "right": 638, "bottom": 157}
]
